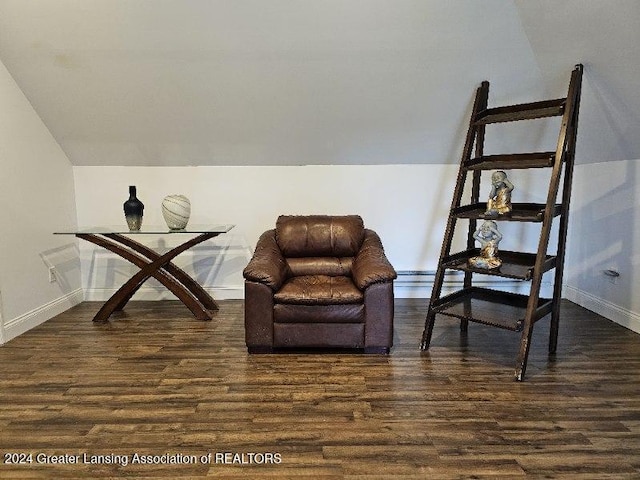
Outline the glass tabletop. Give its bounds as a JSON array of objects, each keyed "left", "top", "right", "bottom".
[{"left": 54, "top": 224, "right": 235, "bottom": 235}]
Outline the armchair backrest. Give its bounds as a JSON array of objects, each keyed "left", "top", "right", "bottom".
[
  {"left": 275, "top": 215, "right": 365, "bottom": 258},
  {"left": 275, "top": 215, "right": 365, "bottom": 277}
]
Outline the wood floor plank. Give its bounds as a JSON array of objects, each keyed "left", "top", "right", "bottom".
[{"left": 1, "top": 299, "right": 639, "bottom": 478}]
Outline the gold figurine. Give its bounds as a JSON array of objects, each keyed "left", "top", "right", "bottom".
[
  {"left": 485, "top": 170, "right": 513, "bottom": 217},
  {"left": 468, "top": 220, "right": 503, "bottom": 270}
]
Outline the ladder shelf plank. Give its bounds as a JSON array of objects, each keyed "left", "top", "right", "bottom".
[
  {"left": 475, "top": 98, "right": 566, "bottom": 125},
  {"left": 453, "top": 203, "right": 562, "bottom": 222},
  {"left": 464, "top": 152, "right": 556, "bottom": 170},
  {"left": 431, "top": 287, "right": 553, "bottom": 332},
  {"left": 442, "top": 249, "right": 557, "bottom": 280}
]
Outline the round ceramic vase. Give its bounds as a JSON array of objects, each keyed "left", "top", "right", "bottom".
[{"left": 162, "top": 194, "right": 191, "bottom": 230}]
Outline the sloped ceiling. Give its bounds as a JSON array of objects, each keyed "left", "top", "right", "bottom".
[
  {"left": 515, "top": 0, "right": 640, "bottom": 164},
  {"left": 0, "top": 0, "right": 638, "bottom": 166}
]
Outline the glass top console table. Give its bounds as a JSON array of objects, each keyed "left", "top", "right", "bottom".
[{"left": 55, "top": 225, "right": 234, "bottom": 323}]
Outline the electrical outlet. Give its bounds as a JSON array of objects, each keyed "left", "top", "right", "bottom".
[
  {"left": 603, "top": 268, "right": 620, "bottom": 285},
  {"left": 48, "top": 267, "right": 57, "bottom": 283}
]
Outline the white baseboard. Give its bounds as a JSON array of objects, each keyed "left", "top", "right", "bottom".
[
  {"left": 83, "top": 285, "right": 245, "bottom": 302},
  {"left": 563, "top": 285, "right": 640, "bottom": 334},
  {"left": 2, "top": 288, "right": 84, "bottom": 344}
]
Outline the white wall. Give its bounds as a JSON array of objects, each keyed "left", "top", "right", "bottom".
[
  {"left": 565, "top": 159, "right": 640, "bottom": 333},
  {"left": 0, "top": 59, "right": 82, "bottom": 344},
  {"left": 73, "top": 164, "right": 555, "bottom": 301},
  {"left": 73, "top": 164, "right": 456, "bottom": 300}
]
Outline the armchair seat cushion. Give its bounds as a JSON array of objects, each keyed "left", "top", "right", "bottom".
[{"left": 274, "top": 275, "right": 363, "bottom": 305}]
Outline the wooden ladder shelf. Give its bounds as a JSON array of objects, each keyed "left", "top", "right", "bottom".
[{"left": 420, "top": 64, "right": 583, "bottom": 381}]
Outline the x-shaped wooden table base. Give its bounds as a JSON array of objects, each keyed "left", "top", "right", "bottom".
[{"left": 77, "top": 232, "right": 221, "bottom": 322}]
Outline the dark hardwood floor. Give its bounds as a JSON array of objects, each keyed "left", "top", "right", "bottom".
[{"left": 0, "top": 299, "right": 639, "bottom": 479}]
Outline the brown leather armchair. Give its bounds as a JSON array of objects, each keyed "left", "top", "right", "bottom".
[{"left": 243, "top": 215, "right": 397, "bottom": 353}]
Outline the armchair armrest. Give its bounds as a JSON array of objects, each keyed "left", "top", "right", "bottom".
[
  {"left": 352, "top": 229, "right": 397, "bottom": 290},
  {"left": 243, "top": 230, "right": 290, "bottom": 291}
]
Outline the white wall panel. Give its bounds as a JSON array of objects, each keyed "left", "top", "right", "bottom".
[
  {"left": 73, "top": 164, "right": 555, "bottom": 300},
  {"left": 0, "top": 59, "right": 81, "bottom": 343},
  {"left": 565, "top": 159, "right": 640, "bottom": 332}
]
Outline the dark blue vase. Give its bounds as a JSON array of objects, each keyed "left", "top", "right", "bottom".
[{"left": 123, "top": 185, "right": 144, "bottom": 231}]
